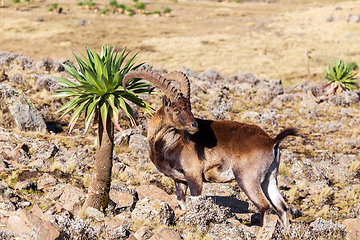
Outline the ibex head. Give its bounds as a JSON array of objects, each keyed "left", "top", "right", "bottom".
[{"left": 123, "top": 69, "right": 199, "bottom": 134}]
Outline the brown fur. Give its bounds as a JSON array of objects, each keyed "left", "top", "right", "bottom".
[{"left": 147, "top": 97, "right": 298, "bottom": 227}]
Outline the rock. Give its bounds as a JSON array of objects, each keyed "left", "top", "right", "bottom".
[
  {"left": 27, "top": 158, "right": 46, "bottom": 168},
  {"left": 17, "top": 201, "right": 31, "bottom": 208},
  {"left": 14, "top": 180, "right": 36, "bottom": 190},
  {"left": 85, "top": 207, "right": 105, "bottom": 222},
  {"left": 256, "top": 79, "right": 284, "bottom": 103},
  {"left": 137, "top": 185, "right": 178, "bottom": 210},
  {"left": 342, "top": 218, "right": 360, "bottom": 240},
  {"left": 7, "top": 209, "right": 61, "bottom": 240},
  {"left": 0, "top": 157, "right": 9, "bottom": 171},
  {"left": 109, "top": 190, "right": 135, "bottom": 209},
  {"left": 37, "top": 173, "right": 59, "bottom": 191},
  {"left": 129, "top": 134, "right": 150, "bottom": 159},
  {"left": 44, "top": 203, "right": 72, "bottom": 219},
  {"left": 134, "top": 226, "right": 154, "bottom": 240},
  {"left": 348, "top": 14, "right": 360, "bottom": 23},
  {"left": 150, "top": 227, "right": 181, "bottom": 240},
  {"left": 34, "top": 17, "right": 44, "bottom": 22},
  {"left": 0, "top": 83, "right": 47, "bottom": 132},
  {"left": 49, "top": 188, "right": 63, "bottom": 201},
  {"left": 58, "top": 184, "right": 86, "bottom": 212},
  {"left": 77, "top": 19, "right": 86, "bottom": 26},
  {"left": 240, "top": 111, "right": 260, "bottom": 122},
  {"left": 128, "top": 235, "right": 139, "bottom": 240},
  {"left": 131, "top": 198, "right": 175, "bottom": 226},
  {"left": 207, "top": 222, "right": 257, "bottom": 240},
  {"left": 256, "top": 218, "right": 281, "bottom": 240},
  {"left": 178, "top": 196, "right": 233, "bottom": 233},
  {"left": 0, "top": 194, "right": 16, "bottom": 212},
  {"left": 114, "top": 128, "right": 140, "bottom": 146}
]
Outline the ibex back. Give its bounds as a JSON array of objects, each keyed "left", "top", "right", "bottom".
[{"left": 123, "top": 69, "right": 298, "bottom": 227}]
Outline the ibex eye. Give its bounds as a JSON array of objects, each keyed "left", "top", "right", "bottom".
[{"left": 173, "top": 109, "right": 179, "bottom": 114}]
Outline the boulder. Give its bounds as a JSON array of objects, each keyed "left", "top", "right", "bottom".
[
  {"left": 14, "top": 180, "right": 36, "bottom": 190},
  {"left": 129, "top": 134, "right": 150, "bottom": 159},
  {"left": 58, "top": 184, "right": 86, "bottom": 212},
  {"left": 134, "top": 226, "right": 154, "bottom": 240},
  {"left": 256, "top": 218, "right": 281, "bottom": 240},
  {"left": 37, "top": 173, "right": 59, "bottom": 191},
  {"left": 109, "top": 190, "right": 135, "bottom": 209},
  {"left": 150, "top": 227, "right": 182, "bottom": 240},
  {"left": 131, "top": 198, "right": 175, "bottom": 226},
  {"left": 342, "top": 218, "right": 360, "bottom": 240},
  {"left": 0, "top": 83, "right": 46, "bottom": 132},
  {"left": 137, "top": 185, "right": 178, "bottom": 210},
  {"left": 85, "top": 207, "right": 105, "bottom": 222},
  {"left": 7, "top": 209, "right": 61, "bottom": 240},
  {"left": 207, "top": 222, "right": 257, "bottom": 240}
]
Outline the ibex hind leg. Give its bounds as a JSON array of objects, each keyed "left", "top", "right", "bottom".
[
  {"left": 261, "top": 145, "right": 289, "bottom": 226},
  {"left": 234, "top": 171, "right": 271, "bottom": 227}
]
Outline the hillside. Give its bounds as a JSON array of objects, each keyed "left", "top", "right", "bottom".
[{"left": 0, "top": 0, "right": 360, "bottom": 239}]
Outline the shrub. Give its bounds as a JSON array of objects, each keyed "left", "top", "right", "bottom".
[
  {"left": 152, "top": 10, "right": 161, "bottom": 15},
  {"left": 136, "top": 1, "right": 145, "bottom": 10},
  {"left": 323, "top": 60, "right": 359, "bottom": 95},
  {"left": 51, "top": 3, "right": 58, "bottom": 8},
  {"left": 116, "top": 3, "right": 125, "bottom": 9},
  {"left": 77, "top": 1, "right": 83, "bottom": 6},
  {"left": 109, "top": 0, "right": 117, "bottom": 7},
  {"left": 12, "top": 0, "right": 20, "bottom": 4},
  {"left": 48, "top": 7, "right": 53, "bottom": 12},
  {"left": 163, "top": 7, "right": 171, "bottom": 14},
  {"left": 88, "top": 1, "right": 96, "bottom": 8},
  {"left": 100, "top": 8, "right": 109, "bottom": 15}
]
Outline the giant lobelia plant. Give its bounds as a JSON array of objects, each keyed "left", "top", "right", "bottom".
[
  {"left": 323, "top": 60, "right": 359, "bottom": 95},
  {"left": 53, "top": 45, "right": 154, "bottom": 210}
]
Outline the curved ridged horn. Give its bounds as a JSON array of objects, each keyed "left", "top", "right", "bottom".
[
  {"left": 164, "top": 71, "right": 191, "bottom": 99},
  {"left": 123, "top": 69, "right": 181, "bottom": 101}
]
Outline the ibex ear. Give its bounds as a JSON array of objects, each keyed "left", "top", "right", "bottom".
[{"left": 162, "top": 96, "right": 171, "bottom": 110}]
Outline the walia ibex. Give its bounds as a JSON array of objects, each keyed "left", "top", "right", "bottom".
[{"left": 123, "top": 69, "right": 299, "bottom": 226}]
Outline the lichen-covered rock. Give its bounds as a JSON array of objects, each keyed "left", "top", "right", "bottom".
[
  {"left": 178, "top": 196, "right": 233, "bottom": 233},
  {"left": 256, "top": 79, "right": 284, "bottom": 103},
  {"left": 0, "top": 83, "right": 46, "bottom": 131},
  {"left": 207, "top": 222, "right": 257, "bottom": 240},
  {"left": 150, "top": 227, "right": 182, "bottom": 240},
  {"left": 137, "top": 185, "right": 178, "bottom": 210},
  {"left": 131, "top": 197, "right": 175, "bottom": 226},
  {"left": 14, "top": 180, "right": 36, "bottom": 190},
  {"left": 109, "top": 191, "right": 135, "bottom": 209},
  {"left": 7, "top": 209, "right": 61, "bottom": 240},
  {"left": 342, "top": 218, "right": 360, "bottom": 240},
  {"left": 58, "top": 184, "right": 86, "bottom": 212},
  {"left": 129, "top": 134, "right": 150, "bottom": 159},
  {"left": 134, "top": 226, "right": 154, "bottom": 240},
  {"left": 37, "top": 173, "right": 59, "bottom": 191},
  {"left": 114, "top": 128, "right": 141, "bottom": 146}
]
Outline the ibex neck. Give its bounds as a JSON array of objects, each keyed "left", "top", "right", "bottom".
[{"left": 147, "top": 107, "right": 185, "bottom": 153}]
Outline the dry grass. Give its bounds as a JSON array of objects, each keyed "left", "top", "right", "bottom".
[{"left": 1, "top": 0, "right": 360, "bottom": 84}]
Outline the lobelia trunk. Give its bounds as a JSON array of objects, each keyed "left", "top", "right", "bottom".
[{"left": 83, "top": 112, "right": 114, "bottom": 210}]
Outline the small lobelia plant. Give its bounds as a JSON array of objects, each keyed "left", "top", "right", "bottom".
[
  {"left": 52, "top": 45, "right": 154, "bottom": 211},
  {"left": 136, "top": 1, "right": 145, "bottom": 12},
  {"left": 323, "top": 60, "right": 359, "bottom": 95}
]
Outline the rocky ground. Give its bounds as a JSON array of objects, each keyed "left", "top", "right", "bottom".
[{"left": 0, "top": 51, "right": 360, "bottom": 239}]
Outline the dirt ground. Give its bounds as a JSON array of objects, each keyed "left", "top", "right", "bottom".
[{"left": 0, "top": 0, "right": 359, "bottom": 85}]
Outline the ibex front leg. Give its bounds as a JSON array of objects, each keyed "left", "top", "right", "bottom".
[{"left": 175, "top": 181, "right": 188, "bottom": 210}]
